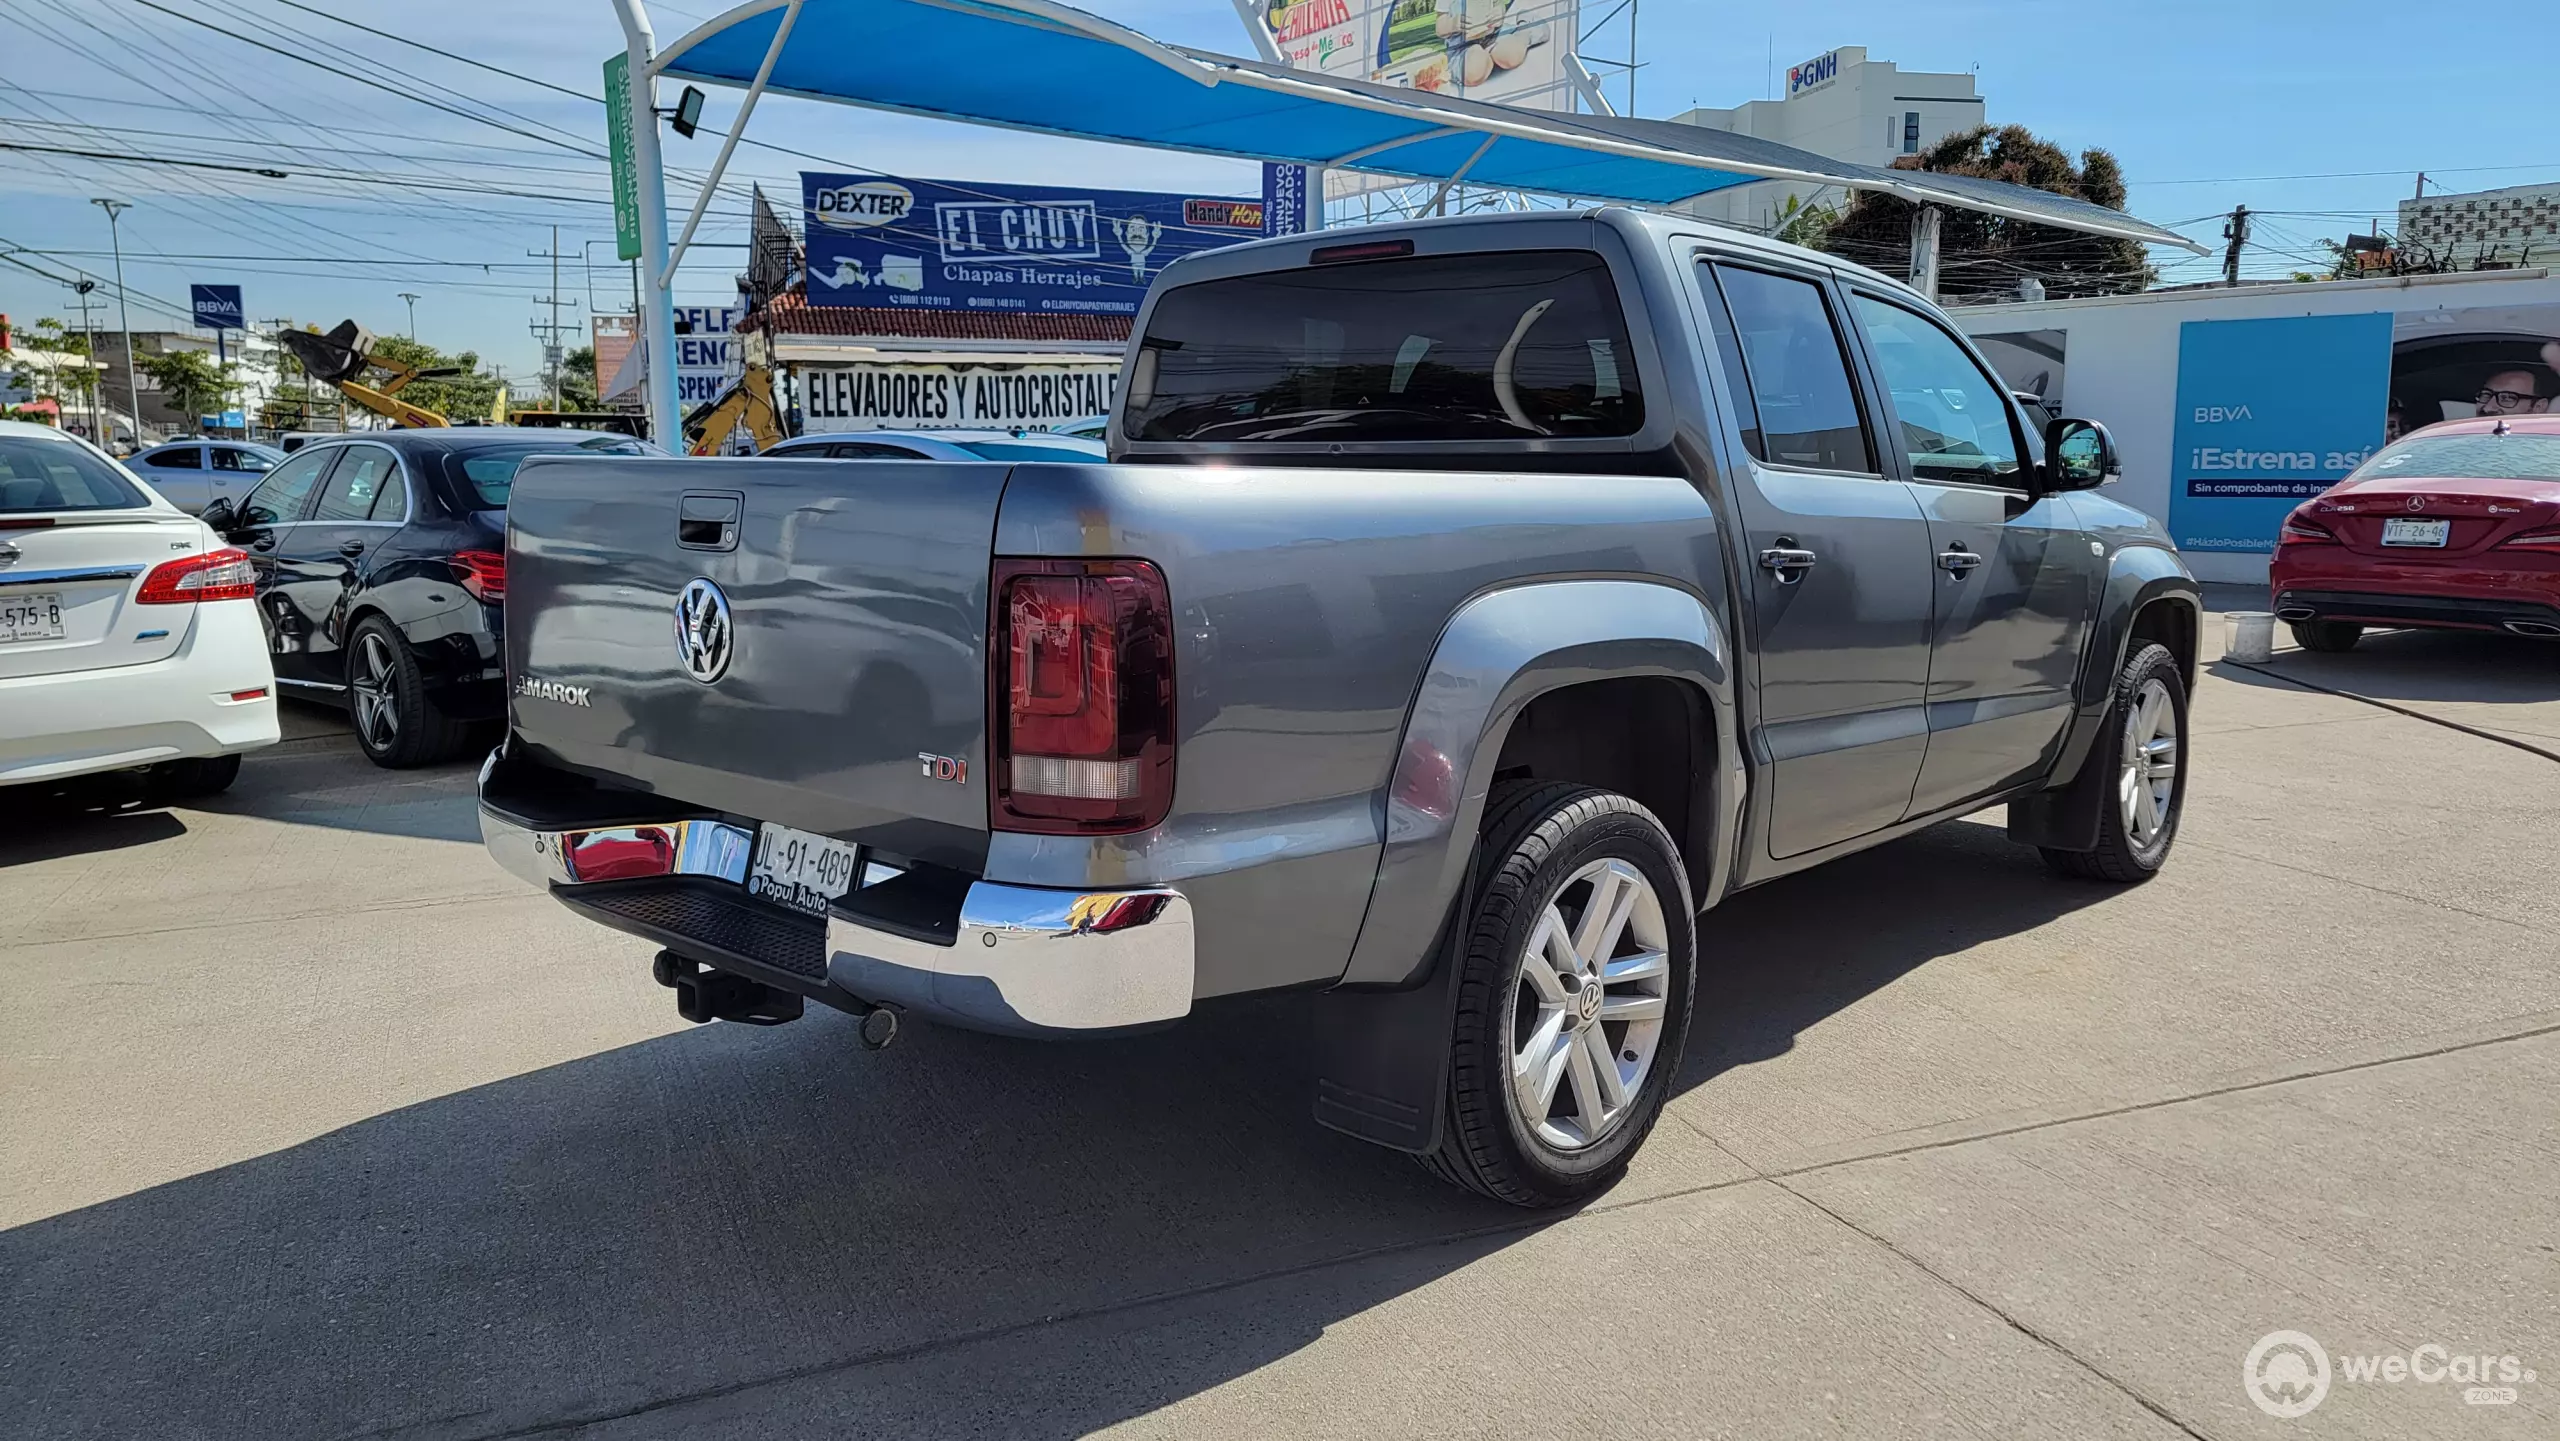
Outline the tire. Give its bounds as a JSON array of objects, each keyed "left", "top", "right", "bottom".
[
  {"left": 149, "top": 753, "right": 241, "bottom": 800},
  {"left": 2289, "top": 619, "right": 2363, "bottom": 653},
  {"left": 2041, "top": 642, "right": 2188, "bottom": 884},
  {"left": 1421, "top": 782, "right": 1698, "bottom": 1208},
  {"left": 345, "top": 616, "right": 474, "bottom": 768}
]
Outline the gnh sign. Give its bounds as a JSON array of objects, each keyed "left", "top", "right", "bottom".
[{"left": 1787, "top": 50, "right": 1842, "bottom": 98}]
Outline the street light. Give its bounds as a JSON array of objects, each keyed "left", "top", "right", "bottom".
[
  {"left": 91, "top": 198, "right": 140, "bottom": 447},
  {"left": 398, "top": 292, "right": 421, "bottom": 339}
]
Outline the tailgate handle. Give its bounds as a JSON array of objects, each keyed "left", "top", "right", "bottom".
[{"left": 677, "top": 491, "right": 743, "bottom": 552}]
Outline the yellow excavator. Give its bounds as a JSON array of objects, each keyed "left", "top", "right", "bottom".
[
  {"left": 681, "top": 328, "right": 786, "bottom": 455},
  {"left": 276, "top": 320, "right": 460, "bottom": 428},
  {"left": 278, "top": 320, "right": 649, "bottom": 438}
]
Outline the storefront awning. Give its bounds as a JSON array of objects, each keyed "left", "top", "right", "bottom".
[{"left": 650, "top": 0, "right": 2206, "bottom": 253}]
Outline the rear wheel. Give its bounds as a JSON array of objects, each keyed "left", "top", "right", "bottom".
[
  {"left": 346, "top": 616, "right": 474, "bottom": 768},
  {"left": 2289, "top": 619, "right": 2363, "bottom": 653},
  {"left": 2042, "top": 642, "right": 2187, "bottom": 884},
  {"left": 1422, "top": 782, "right": 1697, "bottom": 1208}
]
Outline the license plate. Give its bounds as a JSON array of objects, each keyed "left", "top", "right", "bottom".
[
  {"left": 746, "top": 821, "right": 861, "bottom": 917},
  {"left": 2381, "top": 518, "right": 2450, "bottom": 547},
  {"left": 1, "top": 592, "right": 66, "bottom": 642}
]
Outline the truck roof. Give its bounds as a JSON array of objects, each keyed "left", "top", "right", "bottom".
[{"left": 1156, "top": 205, "right": 1927, "bottom": 305}]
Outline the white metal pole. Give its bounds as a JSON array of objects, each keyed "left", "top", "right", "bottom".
[{"left": 613, "top": 0, "right": 683, "bottom": 451}]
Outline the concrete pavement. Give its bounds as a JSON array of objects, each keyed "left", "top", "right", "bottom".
[{"left": 4, "top": 618, "right": 2556, "bottom": 1440}]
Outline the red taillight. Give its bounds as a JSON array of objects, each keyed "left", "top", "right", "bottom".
[
  {"left": 991, "top": 557, "right": 1174, "bottom": 834},
  {"left": 2278, "top": 509, "right": 2335, "bottom": 543},
  {"left": 2504, "top": 529, "right": 2560, "bottom": 549},
  {"left": 453, "top": 549, "right": 506, "bottom": 602},
  {"left": 137, "top": 548, "right": 256, "bottom": 603}
]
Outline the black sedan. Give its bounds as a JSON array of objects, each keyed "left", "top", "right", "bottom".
[{"left": 203, "top": 428, "right": 651, "bottom": 767}]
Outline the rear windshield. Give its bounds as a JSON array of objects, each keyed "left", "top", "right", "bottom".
[
  {"left": 0, "top": 436, "right": 148, "bottom": 513},
  {"left": 1124, "top": 249, "right": 1644, "bottom": 444},
  {"left": 2354, "top": 432, "right": 2560, "bottom": 482},
  {"left": 453, "top": 437, "right": 651, "bottom": 507}
]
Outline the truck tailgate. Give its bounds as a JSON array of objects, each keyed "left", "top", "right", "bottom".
[{"left": 504, "top": 455, "right": 998, "bottom": 871}]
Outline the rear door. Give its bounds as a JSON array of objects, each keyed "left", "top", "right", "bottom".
[
  {"left": 1694, "top": 257, "right": 1936, "bottom": 859},
  {"left": 269, "top": 442, "right": 404, "bottom": 687},
  {"left": 0, "top": 434, "right": 201, "bottom": 682},
  {"left": 1845, "top": 290, "right": 2096, "bottom": 815},
  {"left": 133, "top": 444, "right": 208, "bottom": 512}
]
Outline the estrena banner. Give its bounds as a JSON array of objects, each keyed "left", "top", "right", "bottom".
[
  {"left": 800, "top": 362, "right": 1120, "bottom": 431},
  {"left": 2166, "top": 313, "right": 2392, "bottom": 555},
  {"left": 800, "top": 173, "right": 1274, "bottom": 315}
]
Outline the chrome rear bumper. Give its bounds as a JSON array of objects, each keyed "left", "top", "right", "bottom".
[{"left": 478, "top": 804, "right": 1194, "bottom": 1035}]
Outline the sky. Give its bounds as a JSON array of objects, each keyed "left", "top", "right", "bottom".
[{"left": 2, "top": 0, "right": 2550, "bottom": 385}]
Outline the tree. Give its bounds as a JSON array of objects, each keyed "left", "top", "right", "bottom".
[
  {"left": 559, "top": 345, "right": 599, "bottom": 411},
  {"left": 133, "top": 348, "right": 240, "bottom": 423},
  {"left": 364, "top": 334, "right": 501, "bottom": 423},
  {"left": 1813, "top": 125, "right": 2156, "bottom": 301},
  {"left": 19, "top": 318, "right": 98, "bottom": 410}
]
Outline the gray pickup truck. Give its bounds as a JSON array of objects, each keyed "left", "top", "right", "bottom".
[{"left": 481, "top": 209, "right": 2199, "bottom": 1207}]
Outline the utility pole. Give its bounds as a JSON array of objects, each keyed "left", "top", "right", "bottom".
[
  {"left": 2221, "top": 204, "right": 2251, "bottom": 288},
  {"left": 66, "top": 275, "right": 101, "bottom": 440},
  {"left": 2414, "top": 172, "right": 2428, "bottom": 200},
  {"left": 398, "top": 291, "right": 421, "bottom": 339},
  {"left": 528, "top": 224, "right": 578, "bottom": 412},
  {"left": 90, "top": 198, "right": 140, "bottom": 446}
]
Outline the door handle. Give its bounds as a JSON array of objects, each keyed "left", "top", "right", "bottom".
[
  {"left": 1938, "top": 545, "right": 1983, "bottom": 575},
  {"left": 338, "top": 539, "right": 367, "bottom": 559},
  {"left": 1758, "top": 544, "right": 1818, "bottom": 583}
]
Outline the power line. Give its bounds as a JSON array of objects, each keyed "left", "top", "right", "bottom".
[{"left": 0, "top": 140, "right": 286, "bottom": 177}]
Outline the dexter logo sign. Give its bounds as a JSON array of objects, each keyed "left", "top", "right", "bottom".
[
  {"left": 810, "top": 180, "right": 916, "bottom": 230},
  {"left": 1787, "top": 49, "right": 1841, "bottom": 97}
]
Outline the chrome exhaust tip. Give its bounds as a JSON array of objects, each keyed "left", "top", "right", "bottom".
[
  {"left": 2274, "top": 606, "right": 2317, "bottom": 621},
  {"left": 2502, "top": 620, "right": 2560, "bottom": 638}
]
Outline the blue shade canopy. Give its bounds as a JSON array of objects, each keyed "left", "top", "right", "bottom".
[{"left": 651, "top": 0, "right": 2207, "bottom": 253}]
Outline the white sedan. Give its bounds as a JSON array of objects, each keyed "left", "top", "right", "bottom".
[{"left": 0, "top": 419, "right": 278, "bottom": 797}]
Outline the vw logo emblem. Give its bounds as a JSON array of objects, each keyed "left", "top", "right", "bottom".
[{"left": 675, "top": 578, "right": 733, "bottom": 683}]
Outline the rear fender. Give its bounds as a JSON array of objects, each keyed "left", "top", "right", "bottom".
[{"left": 1312, "top": 579, "right": 1739, "bottom": 1153}]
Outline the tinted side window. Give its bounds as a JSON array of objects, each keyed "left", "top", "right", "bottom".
[
  {"left": 1851, "top": 295, "right": 2024, "bottom": 486},
  {"left": 1128, "top": 250, "right": 1643, "bottom": 443},
  {"left": 832, "top": 442, "right": 920, "bottom": 458},
  {"left": 241, "top": 448, "right": 333, "bottom": 525},
  {"left": 210, "top": 447, "right": 271, "bottom": 472},
  {"left": 314, "top": 446, "right": 398, "bottom": 521},
  {"left": 144, "top": 447, "right": 201, "bottom": 469},
  {"left": 1708, "top": 265, "right": 1875, "bottom": 473}
]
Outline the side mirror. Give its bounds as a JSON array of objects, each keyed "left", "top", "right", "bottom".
[
  {"left": 199, "top": 497, "right": 238, "bottom": 532},
  {"left": 2044, "top": 417, "right": 2120, "bottom": 491}
]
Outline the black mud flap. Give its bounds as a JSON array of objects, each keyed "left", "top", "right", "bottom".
[
  {"left": 1310, "top": 902, "right": 1464, "bottom": 1154},
  {"left": 2007, "top": 724, "right": 2109, "bottom": 853}
]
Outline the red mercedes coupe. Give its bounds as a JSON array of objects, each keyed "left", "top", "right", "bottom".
[{"left": 2270, "top": 414, "right": 2560, "bottom": 652}]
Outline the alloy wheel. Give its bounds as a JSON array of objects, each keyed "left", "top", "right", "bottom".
[
  {"left": 1507, "top": 857, "right": 1672, "bottom": 1151},
  {"left": 2117, "top": 676, "right": 2178, "bottom": 847},
  {"left": 351, "top": 632, "right": 401, "bottom": 752}
]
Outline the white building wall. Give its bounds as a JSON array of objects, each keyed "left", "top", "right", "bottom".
[
  {"left": 1668, "top": 46, "right": 1986, "bottom": 234},
  {"left": 1950, "top": 268, "right": 2560, "bottom": 586}
]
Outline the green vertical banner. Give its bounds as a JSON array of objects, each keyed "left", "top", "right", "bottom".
[{"left": 604, "top": 52, "right": 641, "bottom": 262}]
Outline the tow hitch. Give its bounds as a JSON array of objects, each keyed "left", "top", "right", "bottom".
[{"left": 651, "top": 949, "right": 900, "bottom": 1048}]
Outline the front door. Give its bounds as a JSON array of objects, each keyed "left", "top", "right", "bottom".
[
  {"left": 1696, "top": 259, "right": 1937, "bottom": 860},
  {"left": 1845, "top": 292, "right": 2098, "bottom": 816},
  {"left": 205, "top": 444, "right": 272, "bottom": 517},
  {"left": 134, "top": 444, "right": 207, "bottom": 512},
  {"left": 268, "top": 442, "right": 404, "bottom": 689},
  {"left": 228, "top": 445, "right": 336, "bottom": 684}
]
